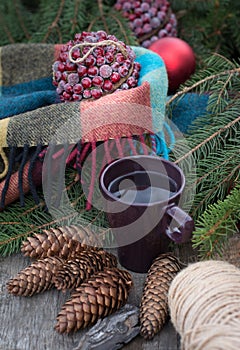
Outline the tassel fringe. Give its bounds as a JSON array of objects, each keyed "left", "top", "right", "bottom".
[{"left": 0, "top": 126, "right": 172, "bottom": 210}]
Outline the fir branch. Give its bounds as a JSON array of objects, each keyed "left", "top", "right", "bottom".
[
  {"left": 97, "top": 0, "right": 110, "bottom": 34},
  {"left": 0, "top": 203, "right": 109, "bottom": 257},
  {"left": 71, "top": 0, "right": 83, "bottom": 33},
  {"left": 191, "top": 161, "right": 240, "bottom": 218},
  {"left": 86, "top": 2, "right": 137, "bottom": 45},
  {"left": 167, "top": 57, "right": 240, "bottom": 107},
  {"left": 171, "top": 0, "right": 240, "bottom": 63},
  {"left": 108, "top": 12, "right": 130, "bottom": 45},
  {"left": 192, "top": 185, "right": 240, "bottom": 260},
  {"left": 168, "top": 53, "right": 240, "bottom": 219},
  {"left": 0, "top": 0, "right": 33, "bottom": 44},
  {"left": 0, "top": 14, "right": 15, "bottom": 43},
  {"left": 87, "top": 16, "right": 101, "bottom": 32},
  {"left": 42, "top": 0, "right": 65, "bottom": 43},
  {"left": 0, "top": 167, "right": 109, "bottom": 257},
  {"left": 174, "top": 115, "right": 240, "bottom": 165},
  {"left": 13, "top": 0, "right": 31, "bottom": 40}
]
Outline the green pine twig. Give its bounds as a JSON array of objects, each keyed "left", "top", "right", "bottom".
[
  {"left": 192, "top": 185, "right": 240, "bottom": 260},
  {"left": 169, "top": 53, "right": 240, "bottom": 219},
  {"left": 0, "top": 168, "right": 110, "bottom": 257}
]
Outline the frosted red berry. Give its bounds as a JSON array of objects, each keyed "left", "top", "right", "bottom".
[
  {"left": 92, "top": 76, "right": 104, "bottom": 87},
  {"left": 73, "top": 84, "right": 83, "bottom": 94},
  {"left": 99, "top": 65, "right": 113, "bottom": 79},
  {"left": 116, "top": 53, "right": 125, "bottom": 64},
  {"left": 68, "top": 73, "right": 79, "bottom": 85},
  {"left": 105, "top": 52, "right": 115, "bottom": 63},
  {"left": 103, "top": 80, "right": 113, "bottom": 91},
  {"left": 72, "top": 93, "right": 82, "bottom": 101},
  {"left": 119, "top": 65, "right": 129, "bottom": 77},
  {"left": 62, "top": 91, "right": 71, "bottom": 100},
  {"left": 58, "top": 62, "right": 65, "bottom": 72},
  {"left": 91, "top": 89, "right": 103, "bottom": 99},
  {"left": 83, "top": 89, "right": 92, "bottom": 99},
  {"left": 77, "top": 65, "right": 87, "bottom": 77},
  {"left": 65, "top": 61, "right": 76, "bottom": 71},
  {"left": 93, "top": 47, "right": 105, "bottom": 57},
  {"left": 85, "top": 54, "right": 96, "bottom": 67},
  {"left": 110, "top": 72, "right": 121, "bottom": 83},
  {"left": 54, "top": 71, "right": 62, "bottom": 82},
  {"left": 96, "top": 56, "right": 106, "bottom": 66},
  {"left": 81, "top": 77, "right": 92, "bottom": 89},
  {"left": 71, "top": 49, "right": 81, "bottom": 60},
  {"left": 127, "top": 76, "right": 138, "bottom": 87},
  {"left": 87, "top": 66, "right": 99, "bottom": 77}
]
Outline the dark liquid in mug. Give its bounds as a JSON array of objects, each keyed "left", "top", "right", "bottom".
[{"left": 108, "top": 171, "right": 178, "bottom": 204}]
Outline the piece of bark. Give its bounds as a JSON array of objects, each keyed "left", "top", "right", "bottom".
[{"left": 73, "top": 304, "right": 140, "bottom": 350}]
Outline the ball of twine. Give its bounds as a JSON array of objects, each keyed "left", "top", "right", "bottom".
[{"left": 168, "top": 260, "right": 240, "bottom": 350}]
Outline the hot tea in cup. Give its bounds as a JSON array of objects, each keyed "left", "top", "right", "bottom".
[{"left": 99, "top": 155, "right": 194, "bottom": 273}]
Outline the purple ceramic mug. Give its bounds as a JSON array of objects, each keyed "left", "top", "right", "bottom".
[{"left": 99, "top": 155, "right": 194, "bottom": 273}]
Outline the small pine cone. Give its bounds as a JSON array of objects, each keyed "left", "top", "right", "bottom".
[
  {"left": 55, "top": 267, "right": 133, "bottom": 334},
  {"left": 21, "top": 225, "right": 100, "bottom": 259},
  {"left": 54, "top": 249, "right": 117, "bottom": 291},
  {"left": 140, "top": 253, "right": 183, "bottom": 340},
  {"left": 7, "top": 256, "right": 64, "bottom": 296}
]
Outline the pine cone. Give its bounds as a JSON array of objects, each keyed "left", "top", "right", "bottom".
[
  {"left": 7, "top": 256, "right": 64, "bottom": 296},
  {"left": 55, "top": 267, "right": 133, "bottom": 334},
  {"left": 54, "top": 249, "right": 117, "bottom": 291},
  {"left": 21, "top": 225, "right": 100, "bottom": 259},
  {"left": 140, "top": 253, "right": 183, "bottom": 340}
]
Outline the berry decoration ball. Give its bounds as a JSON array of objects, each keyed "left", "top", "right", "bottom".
[
  {"left": 149, "top": 37, "right": 196, "bottom": 92},
  {"left": 52, "top": 31, "right": 141, "bottom": 102},
  {"left": 114, "top": 0, "right": 177, "bottom": 48}
]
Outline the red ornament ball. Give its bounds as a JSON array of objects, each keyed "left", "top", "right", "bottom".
[{"left": 149, "top": 37, "right": 196, "bottom": 92}]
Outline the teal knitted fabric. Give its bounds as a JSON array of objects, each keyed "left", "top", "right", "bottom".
[{"left": 134, "top": 46, "right": 168, "bottom": 133}]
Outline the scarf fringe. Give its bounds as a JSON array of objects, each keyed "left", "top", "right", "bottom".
[
  {"left": 0, "top": 145, "right": 43, "bottom": 210},
  {"left": 0, "top": 126, "right": 174, "bottom": 210}
]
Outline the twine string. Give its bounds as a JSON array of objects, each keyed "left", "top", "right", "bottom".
[
  {"left": 68, "top": 40, "right": 129, "bottom": 64},
  {"left": 168, "top": 260, "right": 240, "bottom": 350}
]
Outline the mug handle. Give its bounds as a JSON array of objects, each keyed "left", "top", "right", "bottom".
[{"left": 164, "top": 204, "right": 194, "bottom": 243}]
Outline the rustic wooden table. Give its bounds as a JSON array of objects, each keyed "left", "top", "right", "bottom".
[{"left": 0, "top": 252, "right": 183, "bottom": 350}]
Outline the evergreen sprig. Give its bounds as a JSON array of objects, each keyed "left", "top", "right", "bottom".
[
  {"left": 0, "top": 0, "right": 33, "bottom": 45},
  {"left": 29, "top": 0, "right": 89, "bottom": 43},
  {"left": 0, "top": 0, "right": 138, "bottom": 45},
  {"left": 192, "top": 185, "right": 240, "bottom": 260},
  {"left": 168, "top": 53, "right": 240, "bottom": 219},
  {"left": 171, "top": 0, "right": 240, "bottom": 65},
  {"left": 87, "top": 1, "right": 137, "bottom": 45},
  {"left": 0, "top": 169, "right": 110, "bottom": 257}
]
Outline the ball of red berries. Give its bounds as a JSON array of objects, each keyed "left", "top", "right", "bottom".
[
  {"left": 52, "top": 31, "right": 141, "bottom": 102},
  {"left": 114, "top": 0, "right": 177, "bottom": 48}
]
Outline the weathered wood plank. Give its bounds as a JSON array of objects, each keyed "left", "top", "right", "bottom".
[{"left": 0, "top": 254, "right": 180, "bottom": 350}]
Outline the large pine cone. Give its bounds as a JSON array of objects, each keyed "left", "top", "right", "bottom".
[
  {"left": 54, "top": 249, "right": 117, "bottom": 291},
  {"left": 7, "top": 256, "right": 64, "bottom": 296},
  {"left": 55, "top": 267, "right": 133, "bottom": 334},
  {"left": 140, "top": 253, "right": 183, "bottom": 340},
  {"left": 21, "top": 225, "right": 100, "bottom": 259}
]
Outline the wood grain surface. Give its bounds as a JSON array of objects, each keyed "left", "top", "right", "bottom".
[{"left": 0, "top": 253, "right": 181, "bottom": 350}]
